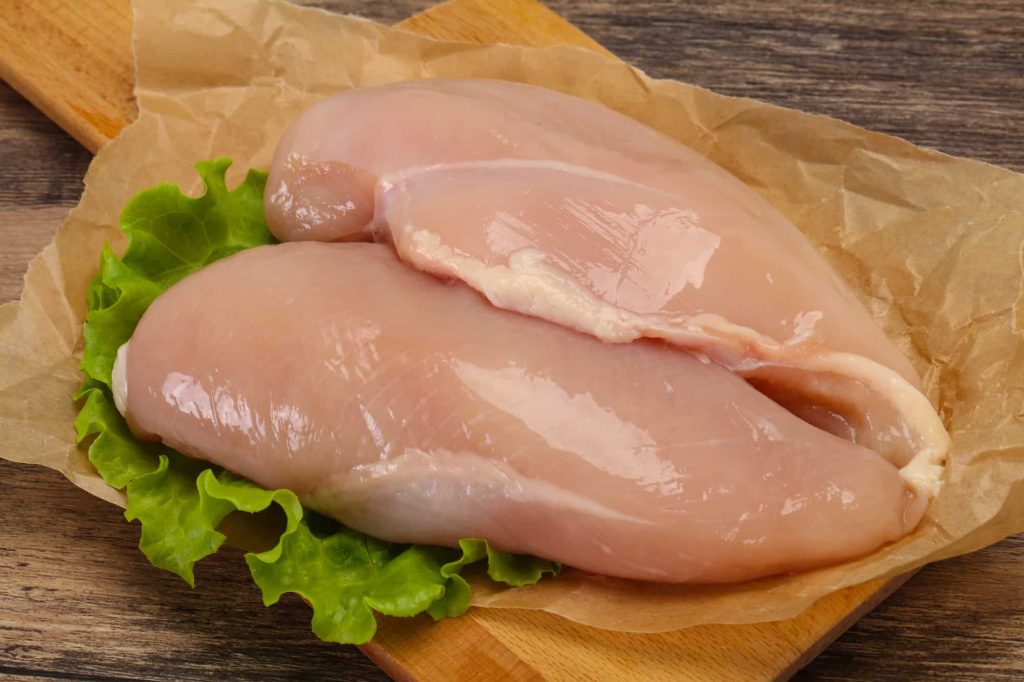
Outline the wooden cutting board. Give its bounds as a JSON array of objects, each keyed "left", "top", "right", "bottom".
[{"left": 0, "top": 0, "right": 911, "bottom": 679}]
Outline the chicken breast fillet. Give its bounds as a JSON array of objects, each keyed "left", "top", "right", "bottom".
[
  {"left": 113, "top": 242, "right": 923, "bottom": 583},
  {"left": 265, "top": 79, "right": 948, "bottom": 494}
]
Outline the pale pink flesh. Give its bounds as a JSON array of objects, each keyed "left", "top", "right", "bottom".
[
  {"left": 119, "top": 243, "right": 922, "bottom": 583},
  {"left": 266, "top": 79, "right": 948, "bottom": 489},
  {"left": 377, "top": 162, "right": 938, "bottom": 470},
  {"left": 265, "top": 78, "right": 909, "bottom": 380},
  {"left": 378, "top": 161, "right": 881, "bottom": 366}
]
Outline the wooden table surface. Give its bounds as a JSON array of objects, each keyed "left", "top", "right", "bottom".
[{"left": 1, "top": 1, "right": 1022, "bottom": 680}]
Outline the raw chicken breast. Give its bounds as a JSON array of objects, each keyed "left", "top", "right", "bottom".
[
  {"left": 266, "top": 79, "right": 948, "bottom": 495},
  {"left": 113, "top": 242, "right": 923, "bottom": 583}
]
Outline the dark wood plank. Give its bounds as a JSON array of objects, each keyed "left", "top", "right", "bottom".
[
  {"left": 1, "top": 1, "right": 1021, "bottom": 680},
  {"left": 795, "top": 533, "right": 1024, "bottom": 681},
  {"left": 544, "top": 0, "right": 1024, "bottom": 171},
  {"left": 0, "top": 458, "right": 388, "bottom": 681}
]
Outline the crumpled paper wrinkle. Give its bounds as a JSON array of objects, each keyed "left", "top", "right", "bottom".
[{"left": 0, "top": 0, "right": 1022, "bottom": 634}]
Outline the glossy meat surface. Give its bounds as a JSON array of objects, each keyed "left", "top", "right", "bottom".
[
  {"left": 116, "top": 243, "right": 923, "bottom": 583},
  {"left": 266, "top": 80, "right": 948, "bottom": 494}
]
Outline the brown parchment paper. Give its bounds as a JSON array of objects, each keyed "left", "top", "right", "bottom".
[{"left": 1, "top": 0, "right": 1022, "bottom": 633}]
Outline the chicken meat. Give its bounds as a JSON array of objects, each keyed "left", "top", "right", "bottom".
[
  {"left": 265, "top": 79, "right": 947, "bottom": 495},
  {"left": 113, "top": 242, "right": 924, "bottom": 583}
]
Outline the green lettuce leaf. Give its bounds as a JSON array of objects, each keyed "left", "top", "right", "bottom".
[{"left": 74, "top": 158, "right": 559, "bottom": 645}]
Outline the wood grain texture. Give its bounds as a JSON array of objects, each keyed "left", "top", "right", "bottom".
[
  {"left": 1, "top": 0, "right": 1022, "bottom": 680},
  {"left": 367, "top": 573, "right": 915, "bottom": 682},
  {"left": 0, "top": 0, "right": 134, "bottom": 153},
  {"left": 398, "top": 0, "right": 612, "bottom": 56}
]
